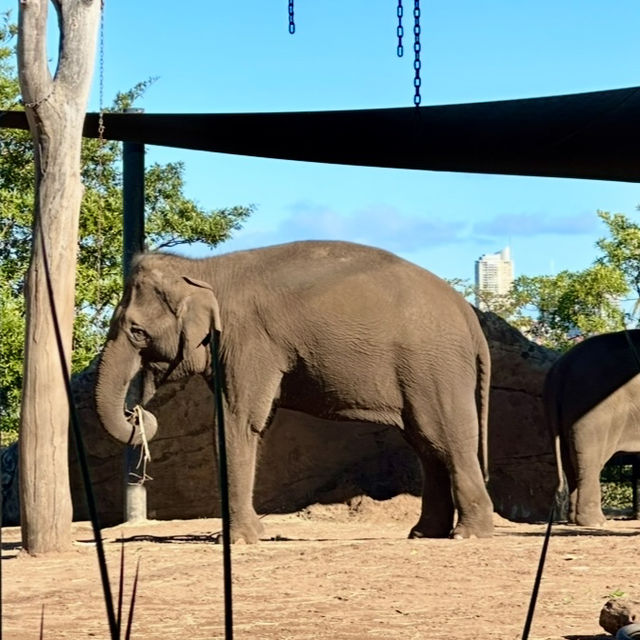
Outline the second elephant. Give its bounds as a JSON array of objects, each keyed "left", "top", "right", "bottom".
[{"left": 544, "top": 329, "right": 640, "bottom": 526}]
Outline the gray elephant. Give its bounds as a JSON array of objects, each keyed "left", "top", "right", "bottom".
[
  {"left": 95, "top": 240, "right": 494, "bottom": 542},
  {"left": 544, "top": 329, "right": 640, "bottom": 526}
]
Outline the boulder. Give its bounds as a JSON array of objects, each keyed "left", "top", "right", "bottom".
[
  {"left": 599, "top": 598, "right": 640, "bottom": 635},
  {"left": 474, "top": 310, "right": 560, "bottom": 521},
  {"left": 3, "top": 309, "right": 560, "bottom": 527}
]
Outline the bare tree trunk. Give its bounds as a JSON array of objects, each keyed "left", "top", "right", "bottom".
[{"left": 18, "top": 0, "right": 100, "bottom": 554}]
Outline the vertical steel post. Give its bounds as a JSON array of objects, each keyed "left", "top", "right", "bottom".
[
  {"left": 122, "top": 107, "right": 147, "bottom": 522},
  {"left": 123, "top": 109, "right": 145, "bottom": 279},
  {"left": 632, "top": 456, "right": 639, "bottom": 520}
]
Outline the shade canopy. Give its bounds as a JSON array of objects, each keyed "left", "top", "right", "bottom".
[{"left": 2, "top": 85, "right": 639, "bottom": 182}]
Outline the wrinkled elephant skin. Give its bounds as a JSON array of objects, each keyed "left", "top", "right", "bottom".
[
  {"left": 544, "top": 329, "right": 640, "bottom": 526},
  {"left": 95, "top": 241, "right": 494, "bottom": 542}
]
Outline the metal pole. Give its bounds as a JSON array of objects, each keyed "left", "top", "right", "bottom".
[
  {"left": 632, "top": 455, "right": 639, "bottom": 520},
  {"left": 122, "top": 107, "right": 147, "bottom": 522},
  {"left": 210, "top": 330, "right": 233, "bottom": 639},
  {"left": 123, "top": 108, "right": 145, "bottom": 279}
]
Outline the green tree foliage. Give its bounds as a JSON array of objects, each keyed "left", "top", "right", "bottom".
[
  {"left": 508, "top": 262, "right": 628, "bottom": 349},
  {"left": 0, "top": 15, "right": 252, "bottom": 444},
  {"left": 595, "top": 209, "right": 640, "bottom": 315},
  {"left": 458, "top": 210, "right": 639, "bottom": 352}
]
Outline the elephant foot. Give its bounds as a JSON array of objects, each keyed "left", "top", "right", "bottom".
[
  {"left": 450, "top": 513, "right": 494, "bottom": 539},
  {"left": 408, "top": 517, "right": 452, "bottom": 539},
  {"left": 575, "top": 511, "right": 606, "bottom": 528},
  {"left": 221, "top": 513, "right": 265, "bottom": 544}
]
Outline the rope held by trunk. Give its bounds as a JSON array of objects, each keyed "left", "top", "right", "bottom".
[{"left": 129, "top": 405, "right": 152, "bottom": 485}]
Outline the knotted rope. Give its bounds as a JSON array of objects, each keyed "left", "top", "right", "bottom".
[{"left": 128, "top": 405, "right": 153, "bottom": 484}]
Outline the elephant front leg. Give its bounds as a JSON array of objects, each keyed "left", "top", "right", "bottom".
[{"left": 219, "top": 421, "right": 264, "bottom": 544}]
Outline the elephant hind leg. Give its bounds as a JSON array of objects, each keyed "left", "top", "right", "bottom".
[
  {"left": 560, "top": 444, "right": 578, "bottom": 523},
  {"left": 448, "top": 456, "right": 494, "bottom": 539},
  {"left": 406, "top": 443, "right": 455, "bottom": 538},
  {"left": 403, "top": 388, "right": 494, "bottom": 539},
  {"left": 570, "top": 420, "right": 608, "bottom": 527},
  {"left": 575, "top": 461, "right": 607, "bottom": 527}
]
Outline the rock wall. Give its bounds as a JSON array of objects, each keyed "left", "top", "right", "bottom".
[
  {"left": 3, "top": 310, "right": 559, "bottom": 527},
  {"left": 474, "top": 310, "right": 559, "bottom": 520}
]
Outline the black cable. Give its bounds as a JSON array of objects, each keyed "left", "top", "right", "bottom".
[
  {"left": 210, "top": 329, "right": 233, "bottom": 639},
  {"left": 521, "top": 502, "right": 555, "bottom": 640}
]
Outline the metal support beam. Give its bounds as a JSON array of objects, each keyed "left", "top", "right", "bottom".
[
  {"left": 123, "top": 109, "right": 146, "bottom": 279},
  {"left": 122, "top": 107, "right": 147, "bottom": 522},
  {"left": 632, "top": 456, "right": 639, "bottom": 520}
]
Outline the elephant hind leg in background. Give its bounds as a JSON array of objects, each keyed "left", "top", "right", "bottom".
[
  {"left": 564, "top": 420, "right": 610, "bottom": 527},
  {"left": 557, "top": 431, "right": 579, "bottom": 524}
]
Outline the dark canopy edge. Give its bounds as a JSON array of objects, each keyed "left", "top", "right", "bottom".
[{"left": 2, "top": 86, "right": 639, "bottom": 182}]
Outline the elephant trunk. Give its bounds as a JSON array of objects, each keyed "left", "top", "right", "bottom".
[{"left": 95, "top": 334, "right": 158, "bottom": 445}]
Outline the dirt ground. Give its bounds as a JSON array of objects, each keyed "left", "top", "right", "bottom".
[{"left": 2, "top": 495, "right": 639, "bottom": 640}]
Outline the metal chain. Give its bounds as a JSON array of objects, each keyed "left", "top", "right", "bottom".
[
  {"left": 288, "top": 0, "right": 295, "bottom": 34},
  {"left": 96, "top": 0, "right": 106, "bottom": 312},
  {"left": 21, "top": 87, "right": 54, "bottom": 110},
  {"left": 413, "top": 0, "right": 422, "bottom": 106},
  {"left": 98, "top": 0, "right": 105, "bottom": 142},
  {"left": 396, "top": 0, "right": 404, "bottom": 57}
]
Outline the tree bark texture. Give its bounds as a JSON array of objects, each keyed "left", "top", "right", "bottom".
[{"left": 18, "top": 0, "right": 100, "bottom": 554}]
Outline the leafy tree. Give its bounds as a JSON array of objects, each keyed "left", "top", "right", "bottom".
[
  {"left": 0, "top": 15, "right": 252, "bottom": 445},
  {"left": 507, "top": 263, "right": 628, "bottom": 350},
  {"left": 595, "top": 209, "right": 640, "bottom": 317},
  {"left": 452, "top": 210, "right": 638, "bottom": 352}
]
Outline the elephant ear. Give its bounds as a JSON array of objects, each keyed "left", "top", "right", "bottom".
[{"left": 177, "top": 276, "right": 222, "bottom": 357}]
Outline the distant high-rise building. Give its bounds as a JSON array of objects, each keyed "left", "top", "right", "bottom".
[{"left": 475, "top": 247, "right": 514, "bottom": 310}]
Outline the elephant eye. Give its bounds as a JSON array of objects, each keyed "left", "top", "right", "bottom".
[{"left": 129, "top": 326, "right": 149, "bottom": 343}]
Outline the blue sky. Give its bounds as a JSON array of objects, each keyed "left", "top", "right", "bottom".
[{"left": 79, "top": 1, "right": 640, "bottom": 283}]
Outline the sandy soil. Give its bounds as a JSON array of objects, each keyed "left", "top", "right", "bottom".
[{"left": 2, "top": 495, "right": 639, "bottom": 640}]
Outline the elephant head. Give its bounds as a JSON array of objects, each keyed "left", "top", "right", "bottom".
[{"left": 95, "top": 260, "right": 222, "bottom": 446}]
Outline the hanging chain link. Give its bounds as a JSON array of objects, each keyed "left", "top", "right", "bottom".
[
  {"left": 413, "top": 0, "right": 422, "bottom": 106},
  {"left": 397, "top": 0, "right": 423, "bottom": 106},
  {"left": 21, "top": 87, "right": 54, "bottom": 110},
  {"left": 98, "top": 0, "right": 105, "bottom": 142},
  {"left": 288, "top": 0, "right": 295, "bottom": 34},
  {"left": 396, "top": 0, "right": 404, "bottom": 57},
  {"left": 96, "top": 0, "right": 106, "bottom": 313}
]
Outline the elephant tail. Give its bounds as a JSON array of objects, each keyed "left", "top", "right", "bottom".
[
  {"left": 477, "top": 341, "right": 491, "bottom": 483},
  {"left": 553, "top": 433, "right": 565, "bottom": 494}
]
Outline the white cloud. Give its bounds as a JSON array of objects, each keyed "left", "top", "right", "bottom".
[
  {"left": 214, "top": 204, "right": 601, "bottom": 261},
  {"left": 258, "top": 201, "right": 471, "bottom": 251},
  {"left": 473, "top": 212, "right": 598, "bottom": 237}
]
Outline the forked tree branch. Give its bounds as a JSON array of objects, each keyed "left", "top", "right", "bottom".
[{"left": 17, "top": 0, "right": 52, "bottom": 108}]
